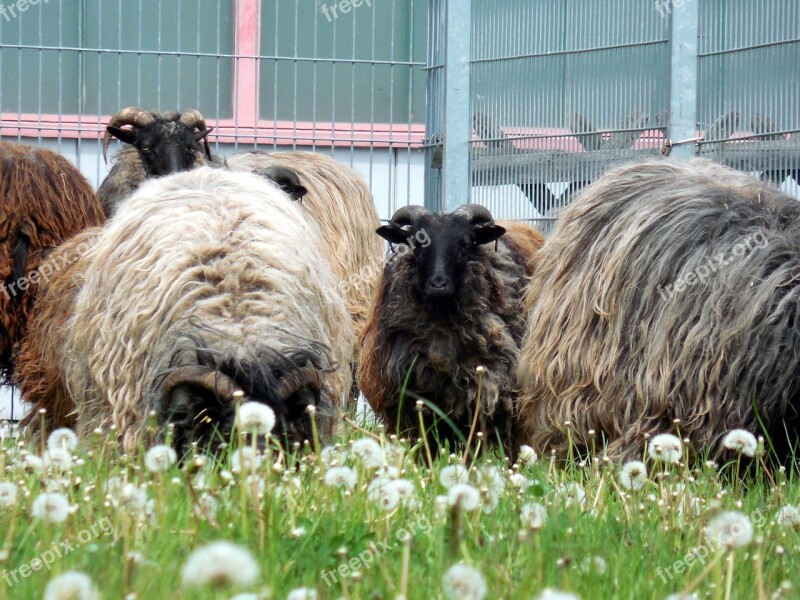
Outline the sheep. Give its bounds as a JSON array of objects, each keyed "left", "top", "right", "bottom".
[
  {"left": 18, "top": 167, "right": 353, "bottom": 453},
  {"left": 517, "top": 159, "right": 800, "bottom": 462},
  {"left": 98, "top": 107, "right": 220, "bottom": 217},
  {"left": 358, "top": 204, "right": 544, "bottom": 457},
  {"left": 226, "top": 151, "right": 383, "bottom": 341},
  {"left": 0, "top": 141, "right": 105, "bottom": 382}
]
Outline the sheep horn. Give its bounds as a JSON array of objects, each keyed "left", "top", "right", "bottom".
[
  {"left": 180, "top": 109, "right": 213, "bottom": 160},
  {"left": 274, "top": 366, "right": 322, "bottom": 403},
  {"left": 454, "top": 203, "right": 496, "bottom": 227},
  {"left": 162, "top": 366, "right": 243, "bottom": 407},
  {"left": 388, "top": 205, "right": 428, "bottom": 229},
  {"left": 102, "top": 107, "right": 157, "bottom": 164}
]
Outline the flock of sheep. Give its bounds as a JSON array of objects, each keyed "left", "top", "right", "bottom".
[{"left": 1, "top": 107, "right": 798, "bottom": 465}]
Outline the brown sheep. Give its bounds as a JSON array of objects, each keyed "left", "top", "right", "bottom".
[{"left": 0, "top": 142, "right": 104, "bottom": 381}]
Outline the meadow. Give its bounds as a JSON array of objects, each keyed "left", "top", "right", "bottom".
[{"left": 0, "top": 409, "right": 797, "bottom": 600}]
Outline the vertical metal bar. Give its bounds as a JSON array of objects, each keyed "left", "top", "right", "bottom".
[
  {"left": 442, "top": 0, "right": 471, "bottom": 211},
  {"left": 668, "top": 0, "right": 699, "bottom": 160}
]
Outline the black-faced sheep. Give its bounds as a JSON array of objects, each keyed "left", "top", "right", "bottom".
[
  {"left": 226, "top": 151, "right": 383, "bottom": 342},
  {"left": 517, "top": 159, "right": 800, "bottom": 461},
  {"left": 358, "top": 204, "right": 544, "bottom": 456},
  {"left": 97, "top": 107, "right": 219, "bottom": 217},
  {"left": 0, "top": 142, "right": 105, "bottom": 382},
  {"left": 18, "top": 168, "right": 353, "bottom": 453}
]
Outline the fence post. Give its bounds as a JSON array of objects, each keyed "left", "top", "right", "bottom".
[
  {"left": 668, "top": 2, "right": 699, "bottom": 160},
  {"left": 442, "top": 0, "right": 472, "bottom": 211}
]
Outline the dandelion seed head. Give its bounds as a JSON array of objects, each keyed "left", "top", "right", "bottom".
[
  {"left": 442, "top": 564, "right": 486, "bottom": 600},
  {"left": 231, "top": 447, "right": 263, "bottom": 473},
  {"left": 534, "top": 590, "right": 580, "bottom": 600},
  {"left": 43, "top": 571, "right": 99, "bottom": 600},
  {"left": 47, "top": 428, "right": 78, "bottom": 453},
  {"left": 31, "top": 491, "right": 71, "bottom": 523},
  {"left": 286, "top": 589, "right": 317, "bottom": 600},
  {"left": 775, "top": 505, "right": 800, "bottom": 528},
  {"left": 704, "top": 511, "right": 753, "bottom": 548},
  {"left": 554, "top": 482, "right": 586, "bottom": 508},
  {"left": 721, "top": 429, "right": 758, "bottom": 457},
  {"left": 144, "top": 445, "right": 177, "bottom": 473},
  {"left": 181, "top": 541, "right": 259, "bottom": 588},
  {"left": 521, "top": 502, "right": 548, "bottom": 529},
  {"left": 447, "top": 483, "right": 481, "bottom": 511},
  {"left": 324, "top": 466, "right": 358, "bottom": 490},
  {"left": 0, "top": 481, "right": 18, "bottom": 507},
  {"left": 518, "top": 445, "right": 538, "bottom": 467},
  {"left": 236, "top": 402, "right": 276, "bottom": 436},
  {"left": 619, "top": 461, "right": 648, "bottom": 491},
  {"left": 439, "top": 464, "right": 469, "bottom": 489},
  {"left": 647, "top": 433, "right": 683, "bottom": 464},
  {"left": 350, "top": 438, "right": 384, "bottom": 468}
]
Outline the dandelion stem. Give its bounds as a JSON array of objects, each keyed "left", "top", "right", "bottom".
[
  {"left": 681, "top": 548, "right": 726, "bottom": 597},
  {"left": 723, "top": 553, "right": 734, "bottom": 600},
  {"left": 342, "top": 415, "right": 382, "bottom": 441},
  {"left": 462, "top": 366, "right": 485, "bottom": 465}
]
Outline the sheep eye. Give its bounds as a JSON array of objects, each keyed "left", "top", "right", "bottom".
[{"left": 141, "top": 145, "right": 152, "bottom": 154}]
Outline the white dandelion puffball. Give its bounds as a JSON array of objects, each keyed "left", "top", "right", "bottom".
[
  {"left": 521, "top": 502, "right": 548, "bottom": 528},
  {"left": 194, "top": 494, "right": 219, "bottom": 521},
  {"left": 229, "top": 595, "right": 260, "bottom": 600},
  {"left": 320, "top": 445, "right": 348, "bottom": 468},
  {"left": 665, "top": 594, "right": 699, "bottom": 600},
  {"left": 0, "top": 482, "right": 18, "bottom": 507},
  {"left": 31, "top": 492, "right": 71, "bottom": 523},
  {"left": 324, "top": 466, "right": 358, "bottom": 490},
  {"left": 116, "top": 483, "right": 149, "bottom": 514},
  {"left": 447, "top": 483, "right": 481, "bottom": 511},
  {"left": 776, "top": 505, "right": 800, "bottom": 528},
  {"left": 509, "top": 473, "right": 531, "bottom": 490},
  {"left": 43, "top": 448, "right": 74, "bottom": 471},
  {"left": 386, "top": 478, "right": 417, "bottom": 507},
  {"left": 22, "top": 453, "right": 44, "bottom": 473},
  {"left": 236, "top": 401, "right": 276, "bottom": 435},
  {"left": 704, "top": 511, "right": 754, "bottom": 549},
  {"left": 477, "top": 466, "right": 506, "bottom": 495},
  {"left": 286, "top": 589, "right": 318, "bottom": 600},
  {"left": 181, "top": 541, "right": 259, "bottom": 588},
  {"left": 350, "top": 438, "right": 384, "bottom": 468},
  {"left": 368, "top": 479, "right": 401, "bottom": 511},
  {"left": 580, "top": 556, "right": 607, "bottom": 576},
  {"left": 619, "top": 461, "right": 648, "bottom": 491},
  {"left": 145, "top": 445, "right": 177, "bottom": 473},
  {"left": 519, "top": 444, "right": 538, "bottom": 467},
  {"left": 231, "top": 446, "right": 263, "bottom": 473},
  {"left": 47, "top": 428, "right": 78, "bottom": 452},
  {"left": 442, "top": 564, "right": 487, "bottom": 600},
  {"left": 648, "top": 433, "right": 683, "bottom": 464},
  {"left": 43, "top": 571, "right": 99, "bottom": 600},
  {"left": 554, "top": 482, "right": 586, "bottom": 509},
  {"left": 535, "top": 590, "right": 581, "bottom": 600},
  {"left": 439, "top": 464, "right": 470, "bottom": 488},
  {"left": 286, "top": 588, "right": 317, "bottom": 600},
  {"left": 721, "top": 429, "right": 758, "bottom": 457}
]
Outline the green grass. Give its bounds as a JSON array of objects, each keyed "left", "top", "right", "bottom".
[{"left": 0, "top": 422, "right": 798, "bottom": 600}]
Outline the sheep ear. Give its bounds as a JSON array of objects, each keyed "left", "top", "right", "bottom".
[
  {"left": 473, "top": 224, "right": 506, "bottom": 246},
  {"left": 376, "top": 225, "right": 412, "bottom": 245},
  {"left": 106, "top": 125, "right": 138, "bottom": 146},
  {"left": 288, "top": 184, "right": 308, "bottom": 201}
]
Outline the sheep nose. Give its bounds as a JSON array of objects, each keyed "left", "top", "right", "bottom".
[{"left": 426, "top": 274, "right": 453, "bottom": 297}]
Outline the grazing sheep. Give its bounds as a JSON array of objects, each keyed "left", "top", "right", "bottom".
[
  {"left": 98, "top": 107, "right": 220, "bottom": 217},
  {"left": 517, "top": 159, "right": 800, "bottom": 461},
  {"left": 18, "top": 168, "right": 353, "bottom": 453},
  {"left": 226, "top": 151, "right": 383, "bottom": 341},
  {"left": 0, "top": 142, "right": 104, "bottom": 382},
  {"left": 358, "top": 204, "right": 543, "bottom": 456}
]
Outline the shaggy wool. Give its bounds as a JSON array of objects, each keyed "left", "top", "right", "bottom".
[
  {"left": 517, "top": 159, "right": 800, "bottom": 461},
  {"left": 19, "top": 168, "right": 353, "bottom": 450}
]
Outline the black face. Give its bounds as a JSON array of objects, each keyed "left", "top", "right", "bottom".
[
  {"left": 160, "top": 345, "right": 331, "bottom": 456},
  {"left": 256, "top": 166, "right": 308, "bottom": 201},
  {"left": 106, "top": 119, "right": 211, "bottom": 177},
  {"left": 377, "top": 207, "right": 506, "bottom": 301}
]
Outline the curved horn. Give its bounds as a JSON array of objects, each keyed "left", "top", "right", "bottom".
[
  {"left": 274, "top": 366, "right": 322, "bottom": 403},
  {"left": 162, "top": 366, "right": 243, "bottom": 407},
  {"left": 453, "top": 203, "right": 496, "bottom": 226},
  {"left": 388, "top": 205, "right": 429, "bottom": 229},
  {"left": 102, "top": 107, "right": 157, "bottom": 164},
  {"left": 180, "top": 109, "right": 213, "bottom": 159}
]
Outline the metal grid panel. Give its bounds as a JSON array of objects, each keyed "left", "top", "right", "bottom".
[
  {"left": 466, "top": 0, "right": 670, "bottom": 226},
  {"left": 698, "top": 0, "right": 800, "bottom": 188}
]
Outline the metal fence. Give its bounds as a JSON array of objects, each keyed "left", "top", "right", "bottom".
[
  {"left": 0, "top": 0, "right": 428, "bottom": 222},
  {"left": 426, "top": 0, "right": 800, "bottom": 226}
]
